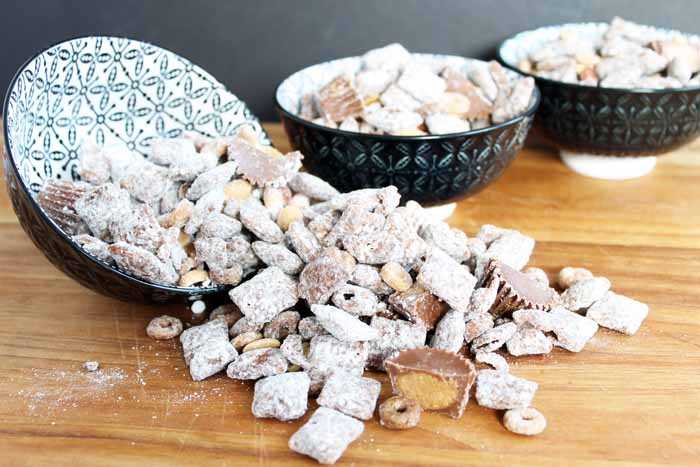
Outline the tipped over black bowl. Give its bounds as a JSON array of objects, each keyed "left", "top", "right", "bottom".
[
  {"left": 276, "top": 54, "right": 540, "bottom": 205},
  {"left": 2, "top": 36, "right": 267, "bottom": 303}
]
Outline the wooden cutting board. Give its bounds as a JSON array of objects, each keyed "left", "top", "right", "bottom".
[{"left": 1, "top": 123, "right": 698, "bottom": 466}]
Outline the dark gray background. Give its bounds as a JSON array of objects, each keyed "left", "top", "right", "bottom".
[{"left": 1, "top": 0, "right": 698, "bottom": 120}]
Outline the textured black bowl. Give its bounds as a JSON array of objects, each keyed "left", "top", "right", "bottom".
[
  {"left": 499, "top": 23, "right": 700, "bottom": 157},
  {"left": 3, "top": 36, "right": 268, "bottom": 303},
  {"left": 275, "top": 55, "right": 539, "bottom": 205}
]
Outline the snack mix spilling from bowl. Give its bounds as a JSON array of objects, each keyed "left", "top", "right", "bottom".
[
  {"left": 519, "top": 16, "right": 700, "bottom": 89},
  {"left": 37, "top": 126, "right": 314, "bottom": 288},
  {"left": 296, "top": 43, "right": 535, "bottom": 135},
  {"left": 37, "top": 128, "right": 648, "bottom": 463},
  {"left": 36, "top": 124, "right": 650, "bottom": 463}
]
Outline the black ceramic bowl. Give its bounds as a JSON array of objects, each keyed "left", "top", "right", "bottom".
[
  {"left": 499, "top": 23, "right": 700, "bottom": 178},
  {"left": 275, "top": 54, "right": 540, "bottom": 205},
  {"left": 2, "top": 36, "right": 268, "bottom": 303}
]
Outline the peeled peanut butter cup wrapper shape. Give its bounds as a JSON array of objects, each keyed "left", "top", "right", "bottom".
[
  {"left": 484, "top": 259, "right": 558, "bottom": 317},
  {"left": 385, "top": 347, "right": 476, "bottom": 419}
]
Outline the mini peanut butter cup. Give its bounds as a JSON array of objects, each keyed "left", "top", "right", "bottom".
[
  {"left": 483, "top": 259, "right": 558, "bottom": 317},
  {"left": 318, "top": 76, "right": 364, "bottom": 122},
  {"left": 388, "top": 284, "right": 449, "bottom": 330},
  {"left": 385, "top": 347, "right": 476, "bottom": 419}
]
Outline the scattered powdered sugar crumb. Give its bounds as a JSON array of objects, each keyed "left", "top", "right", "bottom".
[{"left": 14, "top": 367, "right": 127, "bottom": 414}]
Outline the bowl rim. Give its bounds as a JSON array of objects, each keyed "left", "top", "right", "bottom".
[
  {"left": 2, "top": 34, "right": 251, "bottom": 297},
  {"left": 498, "top": 21, "right": 700, "bottom": 94},
  {"left": 274, "top": 53, "right": 541, "bottom": 141}
]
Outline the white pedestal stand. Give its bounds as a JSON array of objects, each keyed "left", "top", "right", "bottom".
[{"left": 560, "top": 150, "right": 657, "bottom": 179}]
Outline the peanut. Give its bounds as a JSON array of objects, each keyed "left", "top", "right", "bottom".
[
  {"left": 231, "top": 331, "right": 263, "bottom": 351},
  {"left": 380, "top": 262, "right": 413, "bottom": 292},
  {"left": 277, "top": 204, "right": 303, "bottom": 231},
  {"left": 179, "top": 269, "right": 209, "bottom": 287},
  {"left": 242, "top": 337, "right": 281, "bottom": 352},
  {"left": 224, "top": 179, "right": 252, "bottom": 201}
]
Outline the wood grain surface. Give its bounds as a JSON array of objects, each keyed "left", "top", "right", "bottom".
[{"left": 1, "top": 123, "right": 699, "bottom": 466}]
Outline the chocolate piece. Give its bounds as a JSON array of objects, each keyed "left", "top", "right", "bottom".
[
  {"left": 37, "top": 180, "right": 93, "bottom": 235},
  {"left": 388, "top": 284, "right": 448, "bottom": 330},
  {"left": 385, "top": 347, "right": 476, "bottom": 419},
  {"left": 227, "top": 138, "right": 302, "bottom": 186},
  {"left": 318, "top": 75, "right": 364, "bottom": 122},
  {"left": 483, "top": 259, "right": 558, "bottom": 317}
]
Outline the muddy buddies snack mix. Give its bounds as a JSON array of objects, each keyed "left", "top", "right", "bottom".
[
  {"left": 134, "top": 149, "right": 651, "bottom": 461},
  {"left": 36, "top": 126, "right": 333, "bottom": 288},
  {"left": 295, "top": 43, "right": 535, "bottom": 135},
  {"left": 520, "top": 17, "right": 700, "bottom": 88},
  {"left": 288, "top": 407, "right": 364, "bottom": 464}
]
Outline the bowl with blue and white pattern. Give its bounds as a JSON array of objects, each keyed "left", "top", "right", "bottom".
[{"left": 2, "top": 36, "right": 267, "bottom": 302}]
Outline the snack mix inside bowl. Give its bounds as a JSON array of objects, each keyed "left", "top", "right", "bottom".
[
  {"left": 500, "top": 17, "right": 700, "bottom": 179},
  {"left": 276, "top": 44, "right": 539, "bottom": 207},
  {"left": 282, "top": 43, "right": 536, "bottom": 136},
  {"left": 2, "top": 36, "right": 284, "bottom": 302}
]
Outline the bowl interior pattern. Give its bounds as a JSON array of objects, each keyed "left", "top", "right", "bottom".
[
  {"left": 276, "top": 54, "right": 539, "bottom": 205},
  {"left": 3, "top": 36, "right": 266, "bottom": 301},
  {"left": 499, "top": 23, "right": 700, "bottom": 157}
]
